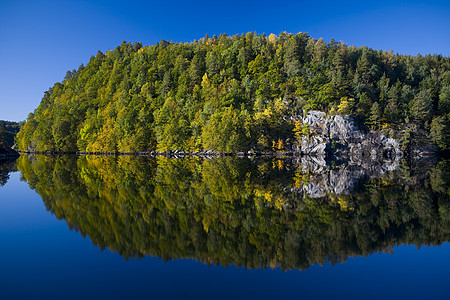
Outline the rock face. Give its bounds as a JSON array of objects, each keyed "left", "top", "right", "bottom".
[
  {"left": 298, "top": 111, "right": 403, "bottom": 160},
  {"left": 291, "top": 111, "right": 406, "bottom": 198}
]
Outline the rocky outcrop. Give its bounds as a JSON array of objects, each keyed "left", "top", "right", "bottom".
[
  {"left": 290, "top": 111, "right": 407, "bottom": 198},
  {"left": 298, "top": 111, "right": 403, "bottom": 160}
]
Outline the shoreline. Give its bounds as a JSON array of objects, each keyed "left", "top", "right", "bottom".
[
  {"left": 15, "top": 147, "right": 448, "bottom": 161},
  {"left": 0, "top": 147, "right": 20, "bottom": 159},
  {"left": 16, "top": 149, "right": 295, "bottom": 158}
]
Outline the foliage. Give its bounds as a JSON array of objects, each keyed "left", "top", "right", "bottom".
[
  {"left": 430, "top": 116, "right": 450, "bottom": 149},
  {"left": 0, "top": 120, "right": 20, "bottom": 148},
  {"left": 0, "top": 126, "right": 6, "bottom": 148},
  {"left": 15, "top": 33, "right": 450, "bottom": 151}
]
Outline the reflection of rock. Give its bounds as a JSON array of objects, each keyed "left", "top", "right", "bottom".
[
  {"left": 301, "top": 155, "right": 327, "bottom": 173},
  {"left": 302, "top": 164, "right": 365, "bottom": 198},
  {"left": 301, "top": 136, "right": 327, "bottom": 155},
  {"left": 303, "top": 169, "right": 366, "bottom": 198},
  {"left": 299, "top": 111, "right": 403, "bottom": 160}
]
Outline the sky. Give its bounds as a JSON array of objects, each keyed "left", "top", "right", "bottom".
[{"left": 0, "top": 0, "right": 449, "bottom": 122}]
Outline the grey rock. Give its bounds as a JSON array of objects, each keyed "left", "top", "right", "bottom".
[
  {"left": 301, "top": 136, "right": 327, "bottom": 155},
  {"left": 329, "top": 115, "right": 362, "bottom": 141},
  {"left": 299, "top": 111, "right": 403, "bottom": 160},
  {"left": 298, "top": 153, "right": 403, "bottom": 198},
  {"left": 301, "top": 155, "right": 327, "bottom": 173}
]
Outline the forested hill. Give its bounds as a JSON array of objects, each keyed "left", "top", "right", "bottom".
[
  {"left": 15, "top": 32, "right": 450, "bottom": 153},
  {"left": 0, "top": 120, "right": 21, "bottom": 148}
]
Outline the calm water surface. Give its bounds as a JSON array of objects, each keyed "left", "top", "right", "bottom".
[{"left": 0, "top": 155, "right": 449, "bottom": 299}]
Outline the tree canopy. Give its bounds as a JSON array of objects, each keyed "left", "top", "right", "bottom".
[
  {"left": 0, "top": 120, "right": 20, "bottom": 148},
  {"left": 15, "top": 33, "right": 450, "bottom": 152}
]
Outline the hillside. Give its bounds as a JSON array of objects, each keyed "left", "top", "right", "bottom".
[
  {"left": 15, "top": 32, "right": 450, "bottom": 153},
  {"left": 0, "top": 120, "right": 21, "bottom": 148}
]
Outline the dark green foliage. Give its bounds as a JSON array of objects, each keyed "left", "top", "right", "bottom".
[
  {"left": 369, "top": 102, "right": 382, "bottom": 129},
  {"left": 0, "top": 126, "right": 6, "bottom": 148},
  {"left": 430, "top": 116, "right": 450, "bottom": 149},
  {"left": 15, "top": 33, "right": 450, "bottom": 152},
  {"left": 438, "top": 85, "right": 450, "bottom": 114},
  {"left": 0, "top": 120, "right": 20, "bottom": 148},
  {"left": 410, "top": 90, "right": 433, "bottom": 122}
]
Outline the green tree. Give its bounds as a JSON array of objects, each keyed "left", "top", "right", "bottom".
[
  {"left": 430, "top": 116, "right": 450, "bottom": 149},
  {"left": 369, "top": 102, "right": 382, "bottom": 129},
  {"left": 154, "top": 97, "right": 192, "bottom": 151},
  {"left": 206, "top": 50, "right": 220, "bottom": 78},
  {"left": 283, "top": 34, "right": 307, "bottom": 78},
  {"left": 410, "top": 90, "right": 433, "bottom": 122},
  {"left": 0, "top": 126, "right": 7, "bottom": 148},
  {"left": 201, "top": 107, "right": 250, "bottom": 152},
  {"left": 438, "top": 85, "right": 450, "bottom": 115},
  {"left": 52, "top": 117, "right": 73, "bottom": 151},
  {"left": 384, "top": 83, "right": 401, "bottom": 123}
]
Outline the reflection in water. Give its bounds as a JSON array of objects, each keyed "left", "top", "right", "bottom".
[
  {"left": 16, "top": 154, "right": 450, "bottom": 270},
  {"left": 0, "top": 158, "right": 18, "bottom": 186}
]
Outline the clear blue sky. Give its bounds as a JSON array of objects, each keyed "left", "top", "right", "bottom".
[{"left": 1, "top": 0, "right": 449, "bottom": 122}]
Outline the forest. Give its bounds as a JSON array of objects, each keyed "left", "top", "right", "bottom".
[
  {"left": 15, "top": 32, "right": 450, "bottom": 153},
  {"left": 16, "top": 155, "right": 450, "bottom": 270},
  {"left": 0, "top": 120, "right": 21, "bottom": 148}
]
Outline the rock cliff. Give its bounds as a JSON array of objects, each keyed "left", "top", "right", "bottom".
[{"left": 297, "top": 111, "right": 403, "bottom": 160}]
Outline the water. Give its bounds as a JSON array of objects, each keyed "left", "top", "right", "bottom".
[{"left": 0, "top": 155, "right": 449, "bottom": 299}]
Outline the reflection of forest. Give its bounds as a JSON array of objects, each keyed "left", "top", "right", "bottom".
[
  {"left": 16, "top": 154, "right": 450, "bottom": 270},
  {"left": 0, "top": 158, "right": 18, "bottom": 186}
]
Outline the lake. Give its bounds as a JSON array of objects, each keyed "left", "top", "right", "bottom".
[{"left": 1, "top": 154, "right": 449, "bottom": 299}]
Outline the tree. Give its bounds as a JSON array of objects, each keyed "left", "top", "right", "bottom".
[
  {"left": 268, "top": 33, "right": 277, "bottom": 44},
  {"left": 355, "top": 92, "right": 371, "bottom": 118},
  {"left": 154, "top": 97, "right": 192, "bottom": 151},
  {"left": 206, "top": 50, "right": 220, "bottom": 78},
  {"left": 189, "top": 54, "right": 204, "bottom": 86},
  {"left": 312, "top": 38, "right": 327, "bottom": 64},
  {"left": 52, "top": 117, "right": 72, "bottom": 151},
  {"left": 410, "top": 90, "right": 433, "bottom": 122},
  {"left": 430, "top": 116, "right": 450, "bottom": 149},
  {"left": 438, "top": 85, "right": 450, "bottom": 115},
  {"left": 369, "top": 102, "right": 382, "bottom": 129},
  {"left": 201, "top": 107, "right": 250, "bottom": 152},
  {"left": 353, "top": 49, "right": 377, "bottom": 98},
  {"left": 384, "top": 83, "right": 401, "bottom": 123},
  {"left": 0, "top": 126, "right": 7, "bottom": 148},
  {"left": 331, "top": 45, "right": 349, "bottom": 94},
  {"left": 337, "top": 97, "right": 356, "bottom": 115},
  {"left": 283, "top": 34, "right": 307, "bottom": 78}
]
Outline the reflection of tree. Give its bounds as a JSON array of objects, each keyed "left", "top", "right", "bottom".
[
  {"left": 0, "top": 158, "right": 18, "bottom": 186},
  {"left": 0, "top": 170, "right": 8, "bottom": 186},
  {"left": 17, "top": 155, "right": 450, "bottom": 270}
]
